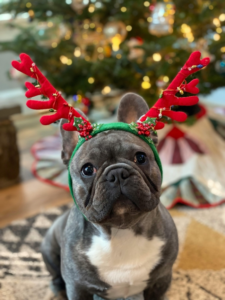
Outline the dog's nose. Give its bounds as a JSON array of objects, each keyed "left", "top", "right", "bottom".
[{"left": 106, "top": 168, "right": 130, "bottom": 185}]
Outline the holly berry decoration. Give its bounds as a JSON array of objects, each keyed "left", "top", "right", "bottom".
[
  {"left": 82, "top": 97, "right": 91, "bottom": 106},
  {"left": 130, "top": 117, "right": 157, "bottom": 137},
  {"left": 73, "top": 117, "right": 93, "bottom": 140}
]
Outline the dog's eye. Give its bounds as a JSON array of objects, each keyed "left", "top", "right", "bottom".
[
  {"left": 134, "top": 152, "right": 146, "bottom": 164},
  {"left": 81, "top": 163, "right": 97, "bottom": 177}
]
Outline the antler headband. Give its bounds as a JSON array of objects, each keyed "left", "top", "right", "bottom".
[
  {"left": 12, "top": 51, "right": 210, "bottom": 139},
  {"left": 12, "top": 53, "right": 93, "bottom": 139},
  {"left": 12, "top": 51, "right": 210, "bottom": 218}
]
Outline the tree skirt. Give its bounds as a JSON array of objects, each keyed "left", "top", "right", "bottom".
[
  {"left": 31, "top": 117, "right": 225, "bottom": 209},
  {"left": 0, "top": 204, "right": 225, "bottom": 300}
]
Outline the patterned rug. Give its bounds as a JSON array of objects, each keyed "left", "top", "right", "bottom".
[{"left": 0, "top": 203, "right": 225, "bottom": 300}]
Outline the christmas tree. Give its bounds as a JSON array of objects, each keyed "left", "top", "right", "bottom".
[{"left": 1, "top": 0, "right": 225, "bottom": 109}]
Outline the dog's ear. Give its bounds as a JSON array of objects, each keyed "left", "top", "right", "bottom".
[
  {"left": 117, "top": 93, "right": 158, "bottom": 145},
  {"left": 117, "top": 93, "right": 149, "bottom": 124},
  {"left": 60, "top": 109, "right": 87, "bottom": 165}
]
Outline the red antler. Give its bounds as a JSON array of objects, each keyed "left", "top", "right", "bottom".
[
  {"left": 140, "top": 51, "right": 210, "bottom": 129},
  {"left": 11, "top": 53, "right": 92, "bottom": 135}
]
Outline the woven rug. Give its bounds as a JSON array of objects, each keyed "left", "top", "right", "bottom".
[{"left": 0, "top": 203, "right": 225, "bottom": 300}]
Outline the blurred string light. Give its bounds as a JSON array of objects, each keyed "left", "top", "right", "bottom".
[
  {"left": 121, "top": 7, "right": 127, "bottom": 12},
  {"left": 181, "top": 23, "right": 194, "bottom": 42},
  {"left": 163, "top": 76, "right": 169, "bottom": 82},
  {"left": 209, "top": 4, "right": 214, "bottom": 10},
  {"left": 96, "top": 26, "right": 102, "bottom": 32},
  {"left": 74, "top": 47, "right": 81, "bottom": 57},
  {"left": 47, "top": 21, "right": 53, "bottom": 27},
  {"left": 111, "top": 34, "right": 122, "bottom": 51},
  {"left": 52, "top": 42, "right": 58, "bottom": 48},
  {"left": 26, "top": 2, "right": 32, "bottom": 8},
  {"left": 216, "top": 27, "right": 222, "bottom": 33},
  {"left": 221, "top": 46, "right": 225, "bottom": 52},
  {"left": 143, "top": 76, "right": 150, "bottom": 82},
  {"left": 141, "top": 81, "right": 151, "bottom": 89},
  {"left": 214, "top": 33, "right": 220, "bottom": 41},
  {"left": 65, "top": 30, "right": 72, "bottom": 40},
  {"left": 95, "top": 2, "right": 102, "bottom": 8},
  {"left": 152, "top": 53, "right": 162, "bottom": 61},
  {"left": 102, "top": 86, "right": 111, "bottom": 94},
  {"left": 28, "top": 10, "right": 34, "bottom": 17},
  {"left": 116, "top": 53, "right": 122, "bottom": 59},
  {"left": 97, "top": 47, "right": 103, "bottom": 53},
  {"left": 60, "top": 56, "right": 72, "bottom": 65},
  {"left": 126, "top": 25, "right": 132, "bottom": 31},
  {"left": 219, "top": 14, "right": 225, "bottom": 21},
  {"left": 46, "top": 10, "right": 53, "bottom": 16},
  {"left": 147, "top": 17, "right": 152, "bottom": 22},
  {"left": 213, "top": 18, "right": 221, "bottom": 27},
  {"left": 144, "top": 1, "right": 150, "bottom": 7},
  {"left": 88, "top": 77, "right": 95, "bottom": 84},
  {"left": 88, "top": 4, "right": 95, "bottom": 13}
]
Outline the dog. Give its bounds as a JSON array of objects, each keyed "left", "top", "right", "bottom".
[{"left": 41, "top": 93, "right": 178, "bottom": 300}]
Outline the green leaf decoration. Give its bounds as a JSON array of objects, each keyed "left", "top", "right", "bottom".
[
  {"left": 129, "top": 122, "right": 138, "bottom": 132},
  {"left": 49, "top": 108, "right": 55, "bottom": 112},
  {"left": 145, "top": 136, "right": 154, "bottom": 144},
  {"left": 92, "top": 123, "right": 102, "bottom": 132},
  {"left": 73, "top": 117, "right": 84, "bottom": 130},
  {"left": 143, "top": 117, "right": 157, "bottom": 126}
]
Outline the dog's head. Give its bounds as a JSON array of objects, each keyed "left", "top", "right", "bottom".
[{"left": 60, "top": 93, "right": 161, "bottom": 228}]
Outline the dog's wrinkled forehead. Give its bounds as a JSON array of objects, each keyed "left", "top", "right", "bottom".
[{"left": 70, "top": 130, "right": 155, "bottom": 171}]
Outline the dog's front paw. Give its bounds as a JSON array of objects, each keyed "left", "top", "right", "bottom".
[{"left": 44, "top": 289, "right": 68, "bottom": 300}]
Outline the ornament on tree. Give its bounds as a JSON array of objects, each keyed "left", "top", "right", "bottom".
[
  {"left": 196, "top": 38, "right": 215, "bottom": 62},
  {"left": 156, "top": 76, "right": 168, "bottom": 89},
  {"left": 72, "top": 95, "right": 91, "bottom": 115},
  {"left": 71, "top": 0, "right": 88, "bottom": 13},
  {"left": 73, "top": 21, "right": 104, "bottom": 58},
  {"left": 127, "top": 37, "right": 144, "bottom": 60},
  {"left": 37, "top": 21, "right": 67, "bottom": 48},
  {"left": 103, "top": 21, "right": 127, "bottom": 51},
  {"left": 104, "top": 45, "right": 112, "bottom": 57},
  {"left": 148, "top": 2, "right": 175, "bottom": 36},
  {"left": 82, "top": 97, "right": 91, "bottom": 107},
  {"left": 215, "top": 57, "right": 225, "bottom": 75}
]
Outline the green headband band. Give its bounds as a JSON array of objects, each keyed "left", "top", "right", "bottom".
[{"left": 68, "top": 122, "right": 163, "bottom": 219}]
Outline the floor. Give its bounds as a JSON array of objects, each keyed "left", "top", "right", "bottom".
[{"left": 0, "top": 118, "right": 72, "bottom": 228}]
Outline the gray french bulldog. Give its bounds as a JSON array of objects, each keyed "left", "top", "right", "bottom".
[{"left": 41, "top": 93, "right": 178, "bottom": 300}]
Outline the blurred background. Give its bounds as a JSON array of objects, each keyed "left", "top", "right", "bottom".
[{"left": 0, "top": 1, "right": 225, "bottom": 298}]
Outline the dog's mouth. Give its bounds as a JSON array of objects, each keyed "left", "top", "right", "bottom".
[
  {"left": 111, "top": 193, "right": 140, "bottom": 215},
  {"left": 96, "top": 193, "right": 141, "bottom": 225}
]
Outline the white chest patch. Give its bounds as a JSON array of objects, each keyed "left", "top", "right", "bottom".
[{"left": 86, "top": 229, "right": 165, "bottom": 299}]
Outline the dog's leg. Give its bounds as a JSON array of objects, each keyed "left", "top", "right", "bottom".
[
  {"left": 42, "top": 212, "right": 70, "bottom": 296},
  {"left": 143, "top": 273, "right": 172, "bottom": 300},
  {"left": 65, "top": 284, "right": 93, "bottom": 300}
]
